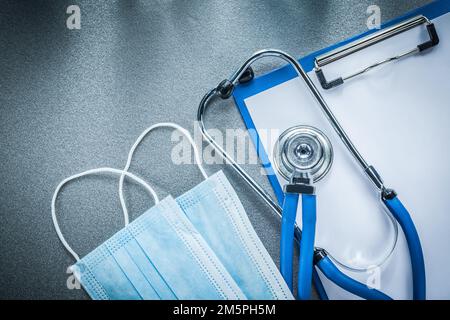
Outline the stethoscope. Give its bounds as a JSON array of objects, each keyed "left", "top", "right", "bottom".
[{"left": 197, "top": 49, "right": 426, "bottom": 300}]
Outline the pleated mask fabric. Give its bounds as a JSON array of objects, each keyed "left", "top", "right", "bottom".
[
  {"left": 71, "top": 196, "right": 246, "bottom": 300},
  {"left": 177, "top": 170, "right": 294, "bottom": 300}
]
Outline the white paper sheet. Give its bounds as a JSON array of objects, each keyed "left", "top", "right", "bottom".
[{"left": 244, "top": 13, "right": 450, "bottom": 299}]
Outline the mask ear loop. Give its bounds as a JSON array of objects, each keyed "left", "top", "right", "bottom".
[
  {"left": 119, "top": 122, "right": 207, "bottom": 225},
  {"left": 51, "top": 167, "right": 159, "bottom": 262}
]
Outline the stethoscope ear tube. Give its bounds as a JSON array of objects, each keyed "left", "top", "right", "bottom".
[{"left": 383, "top": 193, "right": 426, "bottom": 300}]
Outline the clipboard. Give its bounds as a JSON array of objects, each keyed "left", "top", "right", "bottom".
[{"left": 232, "top": 0, "right": 450, "bottom": 299}]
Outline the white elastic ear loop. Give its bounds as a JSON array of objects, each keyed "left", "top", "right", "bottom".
[
  {"left": 119, "top": 122, "right": 207, "bottom": 224},
  {"left": 51, "top": 167, "right": 160, "bottom": 262}
]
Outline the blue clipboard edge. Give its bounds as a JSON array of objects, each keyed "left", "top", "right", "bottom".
[{"left": 233, "top": 0, "right": 450, "bottom": 206}]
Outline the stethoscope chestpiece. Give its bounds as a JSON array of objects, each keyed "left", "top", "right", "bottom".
[{"left": 273, "top": 125, "right": 333, "bottom": 182}]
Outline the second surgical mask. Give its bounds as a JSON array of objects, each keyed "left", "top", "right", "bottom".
[
  {"left": 118, "top": 123, "right": 293, "bottom": 300},
  {"left": 177, "top": 170, "right": 293, "bottom": 299}
]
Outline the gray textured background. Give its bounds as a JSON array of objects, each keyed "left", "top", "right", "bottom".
[{"left": 0, "top": 0, "right": 430, "bottom": 299}]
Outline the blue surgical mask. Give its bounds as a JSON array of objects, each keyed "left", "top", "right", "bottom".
[
  {"left": 118, "top": 123, "right": 293, "bottom": 300},
  {"left": 177, "top": 170, "right": 293, "bottom": 300},
  {"left": 52, "top": 168, "right": 246, "bottom": 300}
]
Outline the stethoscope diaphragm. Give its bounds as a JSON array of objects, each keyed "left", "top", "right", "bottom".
[{"left": 273, "top": 125, "right": 333, "bottom": 182}]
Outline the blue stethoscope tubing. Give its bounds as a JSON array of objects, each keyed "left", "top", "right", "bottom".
[
  {"left": 280, "top": 192, "right": 316, "bottom": 300},
  {"left": 298, "top": 194, "right": 316, "bottom": 300},
  {"left": 316, "top": 256, "right": 392, "bottom": 300},
  {"left": 280, "top": 193, "right": 298, "bottom": 291},
  {"left": 383, "top": 195, "right": 426, "bottom": 300},
  {"left": 281, "top": 191, "right": 426, "bottom": 300}
]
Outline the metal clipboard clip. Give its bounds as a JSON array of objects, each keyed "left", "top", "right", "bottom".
[{"left": 314, "top": 15, "right": 439, "bottom": 90}]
